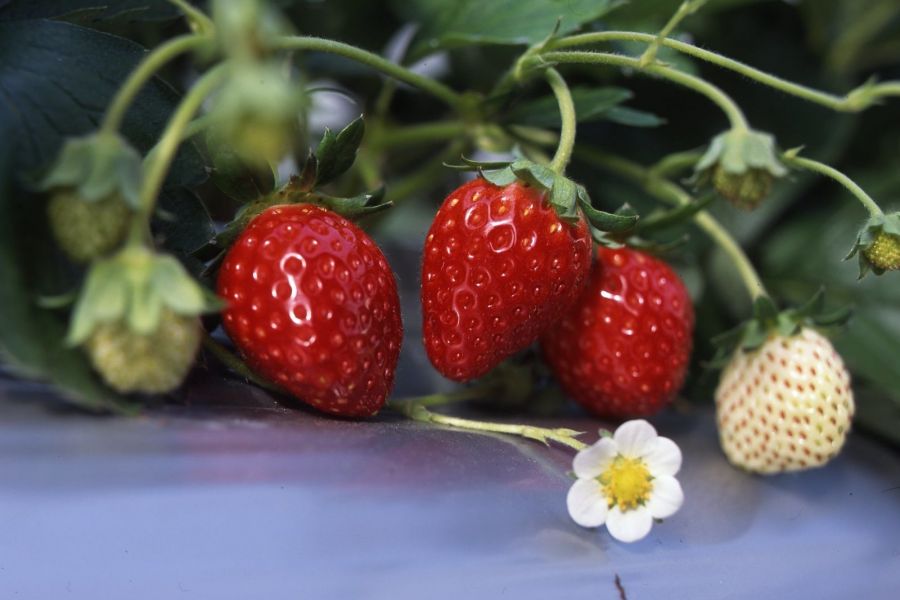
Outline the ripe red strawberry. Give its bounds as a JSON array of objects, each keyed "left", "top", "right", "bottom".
[
  {"left": 421, "top": 177, "right": 592, "bottom": 381},
  {"left": 217, "top": 204, "right": 402, "bottom": 417},
  {"left": 541, "top": 246, "right": 694, "bottom": 417}
]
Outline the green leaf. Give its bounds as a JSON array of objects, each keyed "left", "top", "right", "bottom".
[
  {"left": 0, "top": 19, "right": 205, "bottom": 186},
  {"left": 154, "top": 188, "right": 215, "bottom": 256},
  {"left": 0, "top": 0, "right": 180, "bottom": 21},
  {"left": 603, "top": 106, "right": 666, "bottom": 128},
  {"left": 315, "top": 115, "right": 366, "bottom": 186},
  {"left": 399, "top": 0, "right": 624, "bottom": 58},
  {"left": 0, "top": 121, "right": 131, "bottom": 412},
  {"left": 506, "top": 86, "right": 641, "bottom": 128}
]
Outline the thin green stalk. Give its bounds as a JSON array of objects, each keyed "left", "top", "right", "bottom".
[
  {"left": 544, "top": 67, "right": 577, "bottom": 174},
  {"left": 639, "top": 0, "right": 709, "bottom": 67},
  {"left": 782, "top": 154, "right": 883, "bottom": 217},
  {"left": 536, "top": 51, "right": 748, "bottom": 130},
  {"left": 548, "top": 31, "right": 878, "bottom": 112},
  {"left": 575, "top": 146, "right": 769, "bottom": 301},
  {"left": 650, "top": 149, "right": 703, "bottom": 178},
  {"left": 370, "top": 121, "right": 466, "bottom": 149},
  {"left": 135, "top": 65, "right": 228, "bottom": 240},
  {"left": 273, "top": 36, "right": 465, "bottom": 111},
  {"left": 203, "top": 335, "right": 282, "bottom": 394},
  {"left": 143, "top": 112, "right": 215, "bottom": 165},
  {"left": 392, "top": 400, "right": 587, "bottom": 451},
  {"left": 167, "top": 0, "right": 214, "bottom": 34},
  {"left": 101, "top": 34, "right": 209, "bottom": 135}
]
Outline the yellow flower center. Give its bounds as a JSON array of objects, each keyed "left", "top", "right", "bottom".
[{"left": 599, "top": 455, "right": 654, "bottom": 511}]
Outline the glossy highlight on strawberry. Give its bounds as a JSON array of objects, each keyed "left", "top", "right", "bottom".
[
  {"left": 421, "top": 178, "right": 591, "bottom": 381},
  {"left": 217, "top": 204, "right": 402, "bottom": 417},
  {"left": 542, "top": 246, "right": 694, "bottom": 418}
]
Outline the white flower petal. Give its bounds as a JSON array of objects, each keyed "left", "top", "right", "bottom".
[
  {"left": 572, "top": 437, "right": 617, "bottom": 479},
  {"left": 647, "top": 475, "right": 684, "bottom": 519},
  {"left": 613, "top": 419, "right": 658, "bottom": 457},
  {"left": 567, "top": 479, "right": 609, "bottom": 528},
  {"left": 643, "top": 436, "right": 682, "bottom": 476},
  {"left": 606, "top": 506, "right": 653, "bottom": 543}
]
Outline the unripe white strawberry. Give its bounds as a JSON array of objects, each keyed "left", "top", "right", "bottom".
[{"left": 715, "top": 327, "right": 854, "bottom": 474}]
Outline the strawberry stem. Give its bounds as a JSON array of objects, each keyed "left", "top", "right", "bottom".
[
  {"left": 100, "top": 34, "right": 210, "bottom": 136},
  {"left": 545, "top": 68, "right": 577, "bottom": 175},
  {"left": 533, "top": 51, "right": 749, "bottom": 131},
  {"left": 638, "top": 0, "right": 709, "bottom": 68},
  {"left": 781, "top": 153, "right": 884, "bottom": 218},
  {"left": 393, "top": 400, "right": 587, "bottom": 451}
]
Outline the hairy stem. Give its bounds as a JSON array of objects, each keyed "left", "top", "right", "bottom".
[
  {"left": 370, "top": 120, "right": 466, "bottom": 149},
  {"left": 273, "top": 36, "right": 465, "bottom": 110},
  {"left": 536, "top": 51, "right": 748, "bottom": 130},
  {"left": 782, "top": 154, "right": 884, "bottom": 217},
  {"left": 101, "top": 34, "right": 209, "bottom": 135},
  {"left": 576, "top": 146, "right": 769, "bottom": 301},
  {"left": 548, "top": 31, "right": 900, "bottom": 112},
  {"left": 639, "top": 0, "right": 709, "bottom": 67},
  {"left": 392, "top": 399, "right": 587, "bottom": 451},
  {"left": 544, "top": 68, "right": 577, "bottom": 174}
]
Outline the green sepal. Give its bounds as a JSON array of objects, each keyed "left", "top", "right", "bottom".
[
  {"left": 312, "top": 187, "right": 392, "bottom": 219},
  {"left": 37, "top": 132, "right": 143, "bottom": 209},
  {"left": 845, "top": 212, "right": 900, "bottom": 278},
  {"left": 67, "top": 247, "right": 221, "bottom": 346},
  {"left": 694, "top": 128, "right": 787, "bottom": 177},
  {"left": 314, "top": 115, "right": 365, "bottom": 186},
  {"left": 708, "top": 288, "right": 851, "bottom": 368},
  {"left": 205, "top": 127, "right": 277, "bottom": 203}
]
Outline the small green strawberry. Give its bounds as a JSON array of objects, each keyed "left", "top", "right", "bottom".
[
  {"left": 847, "top": 212, "right": 900, "bottom": 277},
  {"left": 38, "top": 132, "right": 142, "bottom": 262},
  {"left": 694, "top": 128, "right": 787, "bottom": 210},
  {"left": 68, "top": 246, "right": 220, "bottom": 394},
  {"left": 86, "top": 308, "right": 201, "bottom": 394},
  {"left": 47, "top": 190, "right": 131, "bottom": 262}
]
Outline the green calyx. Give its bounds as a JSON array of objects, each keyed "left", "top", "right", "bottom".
[
  {"left": 211, "top": 0, "right": 292, "bottom": 60},
  {"left": 693, "top": 128, "right": 787, "bottom": 209},
  {"left": 448, "top": 156, "right": 638, "bottom": 241},
  {"left": 709, "top": 289, "right": 850, "bottom": 367},
  {"left": 37, "top": 132, "right": 143, "bottom": 209},
  {"left": 210, "top": 62, "right": 306, "bottom": 163},
  {"left": 67, "top": 246, "right": 222, "bottom": 346},
  {"left": 846, "top": 212, "right": 900, "bottom": 277}
]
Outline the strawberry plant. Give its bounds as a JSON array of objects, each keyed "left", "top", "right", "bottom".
[{"left": 1, "top": 0, "right": 900, "bottom": 540}]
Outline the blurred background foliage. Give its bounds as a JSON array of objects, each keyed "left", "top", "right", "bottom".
[{"left": 0, "top": 0, "right": 898, "bottom": 443}]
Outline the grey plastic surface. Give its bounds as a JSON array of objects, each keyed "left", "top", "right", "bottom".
[{"left": 1, "top": 373, "right": 898, "bottom": 599}]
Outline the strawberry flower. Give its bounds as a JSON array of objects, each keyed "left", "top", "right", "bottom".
[{"left": 567, "top": 420, "right": 683, "bottom": 543}]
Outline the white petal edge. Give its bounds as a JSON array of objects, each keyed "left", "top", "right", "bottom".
[
  {"left": 606, "top": 506, "right": 653, "bottom": 543},
  {"left": 613, "top": 419, "right": 658, "bottom": 457},
  {"left": 647, "top": 475, "right": 684, "bottom": 519},
  {"left": 567, "top": 479, "right": 609, "bottom": 528},
  {"left": 643, "top": 436, "right": 682, "bottom": 477},
  {"left": 572, "top": 437, "right": 617, "bottom": 479}
]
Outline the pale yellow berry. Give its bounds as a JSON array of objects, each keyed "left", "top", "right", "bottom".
[
  {"left": 47, "top": 191, "right": 129, "bottom": 262},
  {"left": 863, "top": 230, "right": 900, "bottom": 272},
  {"left": 715, "top": 328, "right": 854, "bottom": 474}
]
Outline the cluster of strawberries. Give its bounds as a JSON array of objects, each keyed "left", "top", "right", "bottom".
[{"left": 217, "top": 175, "right": 855, "bottom": 474}]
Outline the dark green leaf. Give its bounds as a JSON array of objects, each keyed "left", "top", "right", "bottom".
[
  {"left": 400, "top": 0, "right": 624, "bottom": 58},
  {"left": 0, "top": 20, "right": 205, "bottom": 185},
  {"left": 505, "top": 86, "right": 634, "bottom": 128},
  {"left": 315, "top": 116, "right": 365, "bottom": 186},
  {"left": 603, "top": 106, "right": 666, "bottom": 128},
  {"left": 154, "top": 188, "right": 215, "bottom": 256},
  {"left": 0, "top": 0, "right": 180, "bottom": 21}
]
